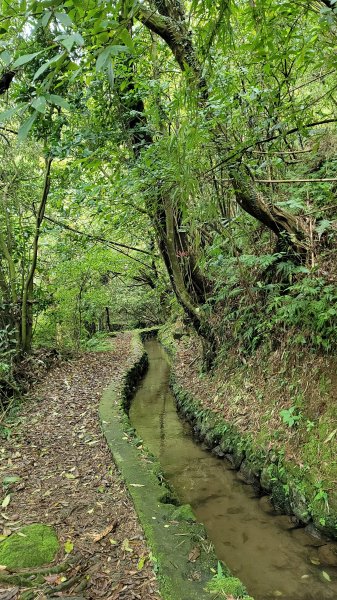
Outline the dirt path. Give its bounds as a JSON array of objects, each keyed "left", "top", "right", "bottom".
[{"left": 0, "top": 333, "right": 160, "bottom": 600}]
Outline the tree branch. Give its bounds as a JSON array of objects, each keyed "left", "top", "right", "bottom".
[
  {"left": 44, "top": 215, "right": 157, "bottom": 269},
  {"left": 44, "top": 216, "right": 154, "bottom": 255}
]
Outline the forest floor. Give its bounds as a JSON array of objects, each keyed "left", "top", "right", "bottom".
[{"left": 0, "top": 333, "right": 160, "bottom": 600}]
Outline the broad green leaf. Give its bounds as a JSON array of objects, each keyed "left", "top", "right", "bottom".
[
  {"left": 0, "top": 103, "right": 28, "bottom": 123},
  {"left": 33, "top": 53, "right": 64, "bottom": 81},
  {"left": 12, "top": 51, "right": 43, "bottom": 68},
  {"left": 46, "top": 94, "right": 70, "bottom": 110},
  {"left": 32, "top": 96, "right": 47, "bottom": 113},
  {"left": 73, "top": 32, "right": 84, "bottom": 46},
  {"left": 110, "top": 45, "right": 128, "bottom": 56},
  {"left": 57, "top": 34, "right": 74, "bottom": 52},
  {"left": 55, "top": 12, "right": 73, "bottom": 28},
  {"left": 57, "top": 33, "right": 83, "bottom": 52},
  {"left": 18, "top": 111, "right": 38, "bottom": 141},
  {"left": 96, "top": 46, "right": 112, "bottom": 72},
  {"left": 1, "top": 495, "right": 10, "bottom": 508},
  {"left": 119, "top": 29, "right": 134, "bottom": 51},
  {"left": 41, "top": 10, "right": 52, "bottom": 27},
  {"left": 0, "top": 50, "right": 11, "bottom": 66},
  {"left": 107, "top": 62, "right": 114, "bottom": 89}
]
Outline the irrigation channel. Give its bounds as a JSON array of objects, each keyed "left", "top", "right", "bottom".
[{"left": 129, "top": 339, "right": 337, "bottom": 600}]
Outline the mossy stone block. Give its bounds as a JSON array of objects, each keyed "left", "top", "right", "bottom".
[
  {"left": 0, "top": 523, "right": 59, "bottom": 569},
  {"left": 171, "top": 504, "right": 196, "bottom": 522}
]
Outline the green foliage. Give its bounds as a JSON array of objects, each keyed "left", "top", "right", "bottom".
[
  {"left": 280, "top": 406, "right": 302, "bottom": 428},
  {"left": 1, "top": 0, "right": 337, "bottom": 391},
  {"left": 206, "top": 563, "right": 247, "bottom": 597}
]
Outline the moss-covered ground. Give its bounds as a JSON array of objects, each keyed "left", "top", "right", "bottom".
[{"left": 0, "top": 524, "right": 59, "bottom": 569}]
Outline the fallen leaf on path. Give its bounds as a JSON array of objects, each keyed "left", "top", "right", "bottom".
[
  {"left": 43, "top": 573, "right": 62, "bottom": 584},
  {"left": 188, "top": 546, "right": 201, "bottom": 562},
  {"left": 121, "top": 539, "right": 133, "bottom": 553},
  {"left": 137, "top": 555, "right": 147, "bottom": 570},
  {"left": 2, "top": 476, "right": 20, "bottom": 486},
  {"left": 64, "top": 540, "right": 74, "bottom": 554},
  {"left": 1, "top": 495, "right": 10, "bottom": 509},
  {"left": 93, "top": 521, "right": 117, "bottom": 542}
]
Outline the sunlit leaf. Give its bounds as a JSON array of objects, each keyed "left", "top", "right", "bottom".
[
  {"left": 32, "top": 96, "right": 47, "bottom": 113},
  {"left": 18, "top": 112, "right": 38, "bottom": 141},
  {"left": 55, "top": 12, "right": 73, "bottom": 28},
  {"left": 64, "top": 540, "right": 74, "bottom": 553},
  {"left": 12, "top": 51, "right": 43, "bottom": 68},
  {"left": 1, "top": 495, "right": 11, "bottom": 508}
]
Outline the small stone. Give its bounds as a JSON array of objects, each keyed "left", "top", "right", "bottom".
[
  {"left": 291, "top": 527, "right": 324, "bottom": 548},
  {"left": 304, "top": 523, "right": 326, "bottom": 542},
  {"left": 274, "top": 515, "right": 296, "bottom": 531},
  {"left": 259, "top": 495, "right": 275, "bottom": 515},
  {"left": 318, "top": 543, "right": 337, "bottom": 567},
  {"left": 212, "top": 445, "right": 224, "bottom": 458}
]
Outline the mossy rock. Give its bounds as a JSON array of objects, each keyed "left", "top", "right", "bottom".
[
  {"left": 206, "top": 575, "right": 247, "bottom": 597},
  {"left": 260, "top": 465, "right": 276, "bottom": 492},
  {"left": 288, "top": 484, "right": 311, "bottom": 524},
  {"left": 171, "top": 504, "right": 196, "bottom": 522},
  {"left": 0, "top": 524, "right": 59, "bottom": 569}
]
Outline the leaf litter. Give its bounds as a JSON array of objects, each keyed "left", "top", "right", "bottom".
[{"left": 0, "top": 333, "right": 160, "bottom": 599}]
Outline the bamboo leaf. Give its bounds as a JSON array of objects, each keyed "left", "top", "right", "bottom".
[
  {"left": 18, "top": 112, "right": 38, "bottom": 141},
  {"left": 12, "top": 51, "right": 43, "bottom": 68}
]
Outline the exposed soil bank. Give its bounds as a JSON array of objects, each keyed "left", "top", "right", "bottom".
[
  {"left": 0, "top": 333, "right": 160, "bottom": 599},
  {"left": 100, "top": 330, "right": 241, "bottom": 600},
  {"left": 159, "top": 325, "right": 337, "bottom": 543}
]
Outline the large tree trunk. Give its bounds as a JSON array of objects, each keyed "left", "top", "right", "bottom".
[
  {"left": 137, "top": 0, "right": 310, "bottom": 257},
  {"left": 120, "top": 52, "right": 215, "bottom": 363}
]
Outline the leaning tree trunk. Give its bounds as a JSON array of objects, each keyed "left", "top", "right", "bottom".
[
  {"left": 137, "top": 0, "right": 310, "bottom": 257},
  {"left": 229, "top": 166, "right": 308, "bottom": 257}
]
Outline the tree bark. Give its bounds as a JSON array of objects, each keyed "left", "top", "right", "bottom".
[{"left": 21, "top": 157, "right": 52, "bottom": 354}]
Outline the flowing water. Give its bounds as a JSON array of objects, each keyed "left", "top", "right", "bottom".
[{"left": 129, "top": 340, "right": 337, "bottom": 600}]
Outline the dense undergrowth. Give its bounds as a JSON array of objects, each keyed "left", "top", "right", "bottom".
[{"left": 1, "top": 0, "right": 337, "bottom": 546}]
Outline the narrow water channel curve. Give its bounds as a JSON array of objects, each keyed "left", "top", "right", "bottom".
[{"left": 129, "top": 340, "right": 337, "bottom": 600}]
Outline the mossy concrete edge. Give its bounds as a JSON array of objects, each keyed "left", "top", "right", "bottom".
[{"left": 99, "top": 330, "right": 222, "bottom": 600}]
